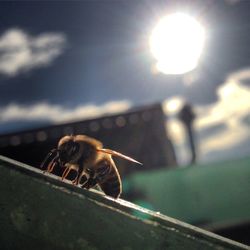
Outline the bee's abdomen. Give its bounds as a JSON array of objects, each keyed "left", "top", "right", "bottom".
[
  {"left": 95, "top": 158, "right": 122, "bottom": 198},
  {"left": 99, "top": 173, "right": 121, "bottom": 198}
]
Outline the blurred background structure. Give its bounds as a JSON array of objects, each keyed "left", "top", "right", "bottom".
[
  {"left": 178, "top": 103, "right": 197, "bottom": 165},
  {"left": 0, "top": 0, "right": 250, "bottom": 246},
  {"left": 0, "top": 103, "right": 177, "bottom": 174}
]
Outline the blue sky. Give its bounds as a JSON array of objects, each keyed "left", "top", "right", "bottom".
[{"left": 0, "top": 0, "right": 249, "bottom": 164}]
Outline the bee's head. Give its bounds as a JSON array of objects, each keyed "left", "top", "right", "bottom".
[{"left": 58, "top": 136, "right": 80, "bottom": 163}]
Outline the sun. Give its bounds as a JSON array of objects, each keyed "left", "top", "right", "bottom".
[{"left": 150, "top": 13, "right": 205, "bottom": 75}]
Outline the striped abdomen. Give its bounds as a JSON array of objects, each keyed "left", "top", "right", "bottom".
[{"left": 95, "top": 157, "right": 122, "bottom": 199}]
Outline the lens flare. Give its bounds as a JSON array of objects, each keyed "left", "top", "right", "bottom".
[{"left": 150, "top": 13, "right": 205, "bottom": 75}]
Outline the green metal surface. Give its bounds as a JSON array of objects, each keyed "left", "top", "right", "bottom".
[
  {"left": 125, "top": 157, "right": 250, "bottom": 227},
  {"left": 0, "top": 155, "right": 248, "bottom": 250}
]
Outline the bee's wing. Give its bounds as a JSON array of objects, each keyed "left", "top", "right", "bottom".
[{"left": 96, "top": 148, "right": 142, "bottom": 166}]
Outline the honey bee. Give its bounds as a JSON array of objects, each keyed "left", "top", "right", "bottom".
[{"left": 41, "top": 134, "right": 142, "bottom": 198}]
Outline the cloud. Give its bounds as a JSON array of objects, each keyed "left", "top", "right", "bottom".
[
  {"left": 196, "top": 71, "right": 250, "bottom": 129},
  {"left": 164, "top": 68, "right": 250, "bottom": 164},
  {"left": 0, "top": 100, "right": 131, "bottom": 124},
  {"left": 197, "top": 69, "right": 250, "bottom": 160},
  {"left": 224, "top": 0, "right": 242, "bottom": 5},
  {"left": 0, "top": 28, "right": 66, "bottom": 76}
]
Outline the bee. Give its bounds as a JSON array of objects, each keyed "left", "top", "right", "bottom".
[{"left": 40, "top": 134, "right": 142, "bottom": 198}]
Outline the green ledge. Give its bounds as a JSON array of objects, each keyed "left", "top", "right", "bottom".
[
  {"left": 124, "top": 157, "right": 250, "bottom": 228},
  {"left": 0, "top": 155, "right": 248, "bottom": 250}
]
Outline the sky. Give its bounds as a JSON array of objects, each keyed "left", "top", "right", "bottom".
[{"left": 0, "top": 0, "right": 249, "bottom": 165}]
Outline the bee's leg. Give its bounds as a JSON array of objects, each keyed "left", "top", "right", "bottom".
[
  {"left": 80, "top": 176, "right": 98, "bottom": 189},
  {"left": 78, "top": 174, "right": 89, "bottom": 186},
  {"left": 61, "top": 166, "right": 70, "bottom": 180},
  {"left": 83, "top": 177, "right": 98, "bottom": 189},
  {"left": 40, "top": 149, "right": 59, "bottom": 173},
  {"left": 72, "top": 174, "right": 81, "bottom": 185},
  {"left": 72, "top": 168, "right": 84, "bottom": 185},
  {"left": 79, "top": 169, "right": 97, "bottom": 189},
  {"left": 72, "top": 177, "right": 78, "bottom": 185},
  {"left": 61, "top": 164, "right": 79, "bottom": 181},
  {"left": 48, "top": 160, "right": 59, "bottom": 173}
]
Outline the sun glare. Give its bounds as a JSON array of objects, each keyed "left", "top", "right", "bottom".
[{"left": 150, "top": 13, "right": 205, "bottom": 75}]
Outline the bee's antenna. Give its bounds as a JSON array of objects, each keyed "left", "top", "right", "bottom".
[{"left": 40, "top": 148, "right": 60, "bottom": 170}]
